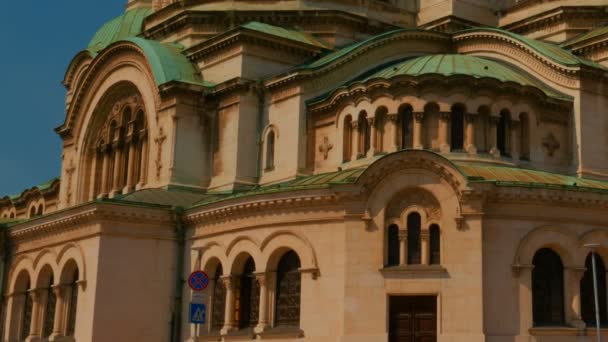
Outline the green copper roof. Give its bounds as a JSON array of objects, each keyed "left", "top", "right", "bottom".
[
  {"left": 561, "top": 26, "right": 608, "bottom": 48},
  {"left": 87, "top": 7, "right": 152, "bottom": 54},
  {"left": 241, "top": 21, "right": 330, "bottom": 49},
  {"left": 361, "top": 54, "right": 570, "bottom": 100},
  {"left": 123, "top": 37, "right": 212, "bottom": 87}
]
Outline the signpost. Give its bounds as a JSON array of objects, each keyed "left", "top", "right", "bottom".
[{"left": 188, "top": 271, "right": 209, "bottom": 341}]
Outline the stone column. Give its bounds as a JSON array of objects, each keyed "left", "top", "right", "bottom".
[
  {"left": 110, "top": 140, "right": 123, "bottom": 197},
  {"left": 565, "top": 267, "right": 586, "bottom": 329},
  {"left": 254, "top": 273, "right": 269, "bottom": 333},
  {"left": 221, "top": 276, "right": 235, "bottom": 335},
  {"left": 421, "top": 230, "right": 430, "bottom": 265},
  {"left": 50, "top": 285, "right": 66, "bottom": 339},
  {"left": 88, "top": 151, "right": 98, "bottom": 201},
  {"left": 489, "top": 115, "right": 500, "bottom": 157},
  {"left": 438, "top": 112, "right": 450, "bottom": 153},
  {"left": 510, "top": 120, "right": 521, "bottom": 161},
  {"left": 398, "top": 231, "right": 408, "bottom": 266},
  {"left": 350, "top": 121, "right": 360, "bottom": 160},
  {"left": 413, "top": 112, "right": 424, "bottom": 150},
  {"left": 367, "top": 118, "right": 376, "bottom": 157},
  {"left": 387, "top": 114, "right": 399, "bottom": 152},
  {"left": 27, "top": 289, "right": 42, "bottom": 340},
  {"left": 136, "top": 129, "right": 148, "bottom": 189},
  {"left": 516, "top": 265, "right": 534, "bottom": 336},
  {"left": 465, "top": 114, "right": 477, "bottom": 156},
  {"left": 124, "top": 136, "right": 137, "bottom": 193},
  {"left": 98, "top": 146, "right": 110, "bottom": 198}
]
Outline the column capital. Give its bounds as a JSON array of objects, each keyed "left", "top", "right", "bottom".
[
  {"left": 254, "top": 272, "right": 268, "bottom": 286},
  {"left": 510, "top": 120, "right": 521, "bottom": 129},
  {"left": 420, "top": 230, "right": 430, "bottom": 239},
  {"left": 439, "top": 112, "right": 451, "bottom": 121},
  {"left": 28, "top": 288, "right": 43, "bottom": 303},
  {"left": 387, "top": 113, "right": 399, "bottom": 122},
  {"left": 414, "top": 112, "right": 424, "bottom": 122},
  {"left": 367, "top": 117, "right": 375, "bottom": 126},
  {"left": 489, "top": 115, "right": 501, "bottom": 124},
  {"left": 398, "top": 231, "right": 408, "bottom": 241},
  {"left": 351, "top": 121, "right": 359, "bottom": 129},
  {"left": 465, "top": 113, "right": 476, "bottom": 122}
]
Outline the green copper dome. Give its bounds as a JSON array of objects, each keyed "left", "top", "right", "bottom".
[{"left": 87, "top": 7, "right": 152, "bottom": 54}]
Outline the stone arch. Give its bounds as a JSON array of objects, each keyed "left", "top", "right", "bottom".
[
  {"left": 513, "top": 225, "right": 578, "bottom": 267},
  {"left": 202, "top": 257, "right": 223, "bottom": 277},
  {"left": 33, "top": 250, "right": 59, "bottom": 287},
  {"left": 9, "top": 256, "right": 35, "bottom": 293},
  {"left": 226, "top": 236, "right": 262, "bottom": 275},
  {"left": 35, "top": 264, "right": 56, "bottom": 288},
  {"left": 577, "top": 229, "right": 608, "bottom": 267},
  {"left": 57, "top": 244, "right": 86, "bottom": 283},
  {"left": 261, "top": 124, "right": 279, "bottom": 141},
  {"left": 198, "top": 241, "right": 229, "bottom": 275},
  {"left": 261, "top": 231, "right": 318, "bottom": 273}
]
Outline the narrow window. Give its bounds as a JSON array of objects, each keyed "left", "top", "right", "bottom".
[
  {"left": 497, "top": 110, "right": 511, "bottom": 156},
  {"left": 10, "top": 212, "right": 15, "bottom": 219},
  {"left": 581, "top": 253, "right": 607, "bottom": 326},
  {"left": 343, "top": 116, "right": 352, "bottom": 162},
  {"left": 429, "top": 225, "right": 440, "bottom": 265},
  {"left": 358, "top": 111, "right": 369, "bottom": 157},
  {"left": 66, "top": 269, "right": 79, "bottom": 336},
  {"left": 387, "top": 225, "right": 400, "bottom": 267},
  {"left": 407, "top": 213, "right": 421, "bottom": 264},
  {"left": 450, "top": 105, "right": 465, "bottom": 150},
  {"left": 265, "top": 131, "right": 275, "bottom": 171},
  {"left": 519, "top": 113, "right": 530, "bottom": 160},
  {"left": 275, "top": 251, "right": 301, "bottom": 327},
  {"left": 29, "top": 207, "right": 36, "bottom": 218},
  {"left": 532, "top": 248, "right": 564, "bottom": 326},
  {"left": 399, "top": 106, "right": 413, "bottom": 149},
  {"left": 43, "top": 275, "right": 57, "bottom": 338},
  {"left": 375, "top": 107, "right": 387, "bottom": 153},
  {"left": 21, "top": 279, "right": 33, "bottom": 340},
  {"left": 211, "top": 265, "right": 226, "bottom": 331},
  {"left": 37, "top": 205, "right": 43, "bottom": 216},
  {"left": 239, "top": 257, "right": 259, "bottom": 329}
]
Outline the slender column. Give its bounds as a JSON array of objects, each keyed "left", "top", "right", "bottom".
[
  {"left": 398, "top": 231, "right": 408, "bottom": 266},
  {"left": 517, "top": 265, "right": 534, "bottom": 336},
  {"left": 27, "top": 289, "right": 42, "bottom": 339},
  {"left": 136, "top": 129, "right": 148, "bottom": 189},
  {"left": 98, "top": 146, "right": 110, "bottom": 198},
  {"left": 254, "top": 273, "right": 269, "bottom": 333},
  {"left": 110, "top": 141, "right": 123, "bottom": 197},
  {"left": 88, "top": 151, "right": 98, "bottom": 201},
  {"left": 413, "top": 112, "right": 424, "bottom": 149},
  {"left": 421, "top": 230, "right": 430, "bottom": 265},
  {"left": 350, "top": 121, "right": 359, "bottom": 160},
  {"left": 124, "top": 136, "right": 137, "bottom": 192},
  {"left": 465, "top": 114, "right": 477, "bottom": 156},
  {"left": 367, "top": 118, "right": 376, "bottom": 157},
  {"left": 220, "top": 276, "right": 235, "bottom": 334},
  {"left": 565, "top": 267, "right": 586, "bottom": 329},
  {"left": 438, "top": 112, "right": 450, "bottom": 153},
  {"left": 387, "top": 114, "right": 399, "bottom": 152},
  {"left": 50, "top": 285, "right": 67, "bottom": 339},
  {"left": 489, "top": 115, "right": 500, "bottom": 157},
  {"left": 510, "top": 120, "right": 521, "bottom": 161}
]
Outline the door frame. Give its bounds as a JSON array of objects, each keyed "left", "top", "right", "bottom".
[{"left": 386, "top": 293, "right": 441, "bottom": 340}]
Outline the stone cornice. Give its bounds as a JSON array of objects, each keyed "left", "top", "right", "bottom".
[{"left": 500, "top": 6, "right": 607, "bottom": 35}]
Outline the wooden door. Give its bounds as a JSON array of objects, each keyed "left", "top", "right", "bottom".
[{"left": 389, "top": 296, "right": 436, "bottom": 342}]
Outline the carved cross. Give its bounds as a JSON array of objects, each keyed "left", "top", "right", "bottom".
[
  {"left": 154, "top": 127, "right": 167, "bottom": 180},
  {"left": 319, "top": 136, "right": 333, "bottom": 160},
  {"left": 65, "top": 159, "right": 76, "bottom": 204},
  {"left": 542, "top": 133, "right": 560, "bottom": 157}
]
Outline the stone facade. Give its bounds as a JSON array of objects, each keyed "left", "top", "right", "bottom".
[{"left": 1, "top": 1, "right": 608, "bottom": 341}]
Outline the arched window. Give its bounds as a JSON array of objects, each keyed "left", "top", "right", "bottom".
[
  {"left": 375, "top": 107, "right": 387, "bottom": 153},
  {"left": 43, "top": 275, "right": 56, "bottom": 338},
  {"left": 358, "top": 111, "right": 370, "bottom": 157},
  {"left": 275, "top": 251, "right": 301, "bottom": 327},
  {"left": 399, "top": 105, "right": 413, "bottom": 149},
  {"left": 13, "top": 272, "right": 33, "bottom": 341},
  {"left": 343, "top": 115, "right": 352, "bottom": 162},
  {"left": 10, "top": 212, "right": 15, "bottom": 219},
  {"left": 429, "top": 224, "right": 440, "bottom": 265},
  {"left": 211, "top": 265, "right": 226, "bottom": 331},
  {"left": 519, "top": 113, "right": 530, "bottom": 160},
  {"left": 66, "top": 269, "right": 79, "bottom": 336},
  {"left": 238, "top": 257, "right": 259, "bottom": 329},
  {"left": 450, "top": 104, "right": 465, "bottom": 150},
  {"left": 37, "top": 204, "right": 43, "bottom": 216},
  {"left": 387, "top": 224, "right": 400, "bottom": 267},
  {"left": 29, "top": 206, "right": 36, "bottom": 218},
  {"left": 532, "top": 248, "right": 564, "bottom": 326},
  {"left": 581, "top": 253, "right": 607, "bottom": 326},
  {"left": 497, "top": 110, "right": 511, "bottom": 157},
  {"left": 265, "top": 131, "right": 276, "bottom": 171},
  {"left": 407, "top": 213, "right": 421, "bottom": 264}
]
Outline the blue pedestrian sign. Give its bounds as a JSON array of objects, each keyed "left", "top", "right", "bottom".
[{"left": 189, "top": 303, "right": 206, "bottom": 324}]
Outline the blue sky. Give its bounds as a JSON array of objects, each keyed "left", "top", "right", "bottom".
[{"left": 0, "top": 1, "right": 125, "bottom": 195}]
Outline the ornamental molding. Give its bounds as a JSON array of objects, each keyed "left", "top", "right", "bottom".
[
  {"left": 484, "top": 186, "right": 608, "bottom": 210},
  {"left": 500, "top": 6, "right": 608, "bottom": 36}
]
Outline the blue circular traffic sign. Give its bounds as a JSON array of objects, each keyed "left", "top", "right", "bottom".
[{"left": 188, "top": 270, "right": 209, "bottom": 291}]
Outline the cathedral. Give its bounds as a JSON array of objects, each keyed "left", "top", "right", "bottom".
[{"left": 1, "top": 0, "right": 608, "bottom": 341}]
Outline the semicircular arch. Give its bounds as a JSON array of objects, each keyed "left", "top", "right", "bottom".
[
  {"left": 514, "top": 225, "right": 578, "bottom": 267},
  {"left": 261, "top": 230, "right": 318, "bottom": 273}
]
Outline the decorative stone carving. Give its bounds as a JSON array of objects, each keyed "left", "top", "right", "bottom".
[
  {"left": 542, "top": 132, "right": 560, "bottom": 157},
  {"left": 318, "top": 136, "right": 333, "bottom": 160},
  {"left": 65, "top": 159, "right": 76, "bottom": 205},
  {"left": 386, "top": 188, "right": 441, "bottom": 221},
  {"left": 154, "top": 127, "right": 167, "bottom": 181}
]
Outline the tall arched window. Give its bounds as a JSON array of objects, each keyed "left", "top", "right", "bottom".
[
  {"left": 519, "top": 113, "right": 530, "bottom": 160},
  {"left": 399, "top": 105, "right": 413, "bottom": 149},
  {"left": 43, "top": 275, "right": 56, "bottom": 338},
  {"left": 211, "top": 265, "right": 226, "bottom": 331},
  {"left": 275, "top": 251, "right": 301, "bottom": 327},
  {"left": 36, "top": 204, "right": 43, "bottom": 216},
  {"left": 265, "top": 131, "right": 275, "bottom": 171},
  {"left": 429, "top": 224, "right": 440, "bottom": 265},
  {"left": 407, "top": 213, "right": 421, "bottom": 265},
  {"left": 387, "top": 224, "right": 400, "bottom": 267},
  {"left": 238, "top": 257, "right": 259, "bottom": 329},
  {"left": 358, "top": 111, "right": 370, "bottom": 157},
  {"left": 375, "top": 107, "right": 387, "bottom": 153},
  {"left": 581, "top": 253, "right": 607, "bottom": 326},
  {"left": 343, "top": 115, "right": 352, "bottom": 162},
  {"left": 29, "top": 207, "right": 36, "bottom": 218},
  {"left": 13, "top": 272, "right": 33, "bottom": 341},
  {"left": 66, "top": 268, "right": 79, "bottom": 336},
  {"left": 532, "top": 248, "right": 564, "bottom": 326},
  {"left": 450, "top": 105, "right": 465, "bottom": 150},
  {"left": 497, "top": 110, "right": 511, "bottom": 157}
]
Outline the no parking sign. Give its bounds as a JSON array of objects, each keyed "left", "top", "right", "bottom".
[{"left": 188, "top": 270, "right": 209, "bottom": 291}]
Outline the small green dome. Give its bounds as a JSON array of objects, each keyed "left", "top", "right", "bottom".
[{"left": 87, "top": 7, "right": 153, "bottom": 54}]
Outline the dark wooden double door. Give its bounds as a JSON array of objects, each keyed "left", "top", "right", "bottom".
[{"left": 389, "top": 296, "right": 437, "bottom": 342}]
